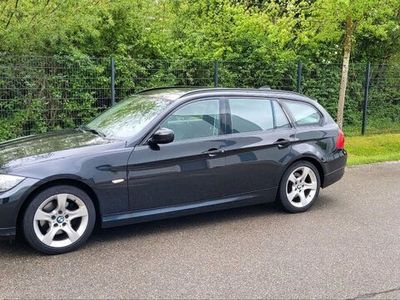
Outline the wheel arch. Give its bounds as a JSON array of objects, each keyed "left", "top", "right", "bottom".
[
  {"left": 16, "top": 178, "right": 101, "bottom": 234},
  {"left": 282, "top": 155, "right": 325, "bottom": 187}
]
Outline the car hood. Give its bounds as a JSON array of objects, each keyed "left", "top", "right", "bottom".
[{"left": 0, "top": 129, "right": 124, "bottom": 172}]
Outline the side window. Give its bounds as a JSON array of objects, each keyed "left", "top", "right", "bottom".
[
  {"left": 160, "top": 99, "right": 220, "bottom": 142},
  {"left": 272, "top": 101, "right": 290, "bottom": 129},
  {"left": 283, "top": 101, "right": 322, "bottom": 126},
  {"left": 228, "top": 98, "right": 290, "bottom": 134}
]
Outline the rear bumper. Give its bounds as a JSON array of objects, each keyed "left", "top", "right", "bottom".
[
  {"left": 321, "top": 149, "right": 347, "bottom": 188},
  {"left": 323, "top": 166, "right": 345, "bottom": 188}
]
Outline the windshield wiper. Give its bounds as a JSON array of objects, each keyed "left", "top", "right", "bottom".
[{"left": 78, "top": 125, "right": 106, "bottom": 138}]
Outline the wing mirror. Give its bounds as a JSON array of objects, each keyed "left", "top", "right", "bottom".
[{"left": 149, "top": 128, "right": 174, "bottom": 145}]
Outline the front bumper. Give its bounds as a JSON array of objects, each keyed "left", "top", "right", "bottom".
[{"left": 0, "top": 178, "right": 40, "bottom": 238}]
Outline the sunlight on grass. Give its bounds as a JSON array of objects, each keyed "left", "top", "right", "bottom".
[
  {"left": 346, "top": 133, "right": 400, "bottom": 166},
  {"left": 344, "top": 124, "right": 400, "bottom": 137}
]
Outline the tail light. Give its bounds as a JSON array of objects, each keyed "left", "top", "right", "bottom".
[{"left": 336, "top": 129, "right": 345, "bottom": 149}]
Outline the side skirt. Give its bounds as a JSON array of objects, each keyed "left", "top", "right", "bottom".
[{"left": 101, "top": 187, "right": 278, "bottom": 228}]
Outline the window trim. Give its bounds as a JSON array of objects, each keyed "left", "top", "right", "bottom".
[
  {"left": 224, "top": 96, "right": 292, "bottom": 135},
  {"left": 141, "top": 97, "right": 224, "bottom": 145},
  {"left": 215, "top": 124, "right": 294, "bottom": 140},
  {"left": 279, "top": 99, "right": 324, "bottom": 127}
]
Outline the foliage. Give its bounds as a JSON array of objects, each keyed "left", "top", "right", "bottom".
[
  {"left": 0, "top": 0, "right": 400, "bottom": 141},
  {"left": 0, "top": 54, "right": 109, "bottom": 140}
]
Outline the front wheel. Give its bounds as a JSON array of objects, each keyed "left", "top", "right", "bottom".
[
  {"left": 22, "top": 185, "right": 96, "bottom": 254},
  {"left": 279, "top": 161, "right": 321, "bottom": 213}
]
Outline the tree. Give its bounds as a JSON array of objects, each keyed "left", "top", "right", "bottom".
[{"left": 306, "top": 0, "right": 400, "bottom": 128}]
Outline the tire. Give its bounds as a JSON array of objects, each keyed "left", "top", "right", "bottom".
[
  {"left": 22, "top": 185, "right": 96, "bottom": 255},
  {"left": 279, "top": 161, "right": 321, "bottom": 213}
]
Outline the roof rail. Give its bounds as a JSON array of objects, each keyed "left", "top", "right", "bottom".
[
  {"left": 136, "top": 86, "right": 207, "bottom": 94},
  {"left": 177, "top": 87, "right": 250, "bottom": 98},
  {"left": 259, "top": 85, "right": 271, "bottom": 90}
]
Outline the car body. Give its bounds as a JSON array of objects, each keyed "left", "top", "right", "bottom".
[{"left": 0, "top": 87, "right": 347, "bottom": 253}]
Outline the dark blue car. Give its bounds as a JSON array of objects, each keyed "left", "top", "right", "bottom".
[{"left": 0, "top": 87, "right": 346, "bottom": 254}]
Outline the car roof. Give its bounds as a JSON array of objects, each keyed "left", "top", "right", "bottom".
[{"left": 137, "top": 87, "right": 314, "bottom": 103}]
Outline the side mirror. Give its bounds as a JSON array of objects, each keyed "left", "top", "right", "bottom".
[{"left": 149, "top": 128, "right": 174, "bottom": 145}]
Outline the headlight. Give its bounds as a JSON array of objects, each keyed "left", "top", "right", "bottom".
[{"left": 0, "top": 175, "right": 25, "bottom": 192}]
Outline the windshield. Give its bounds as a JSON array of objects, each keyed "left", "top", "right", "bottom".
[{"left": 86, "top": 95, "right": 171, "bottom": 139}]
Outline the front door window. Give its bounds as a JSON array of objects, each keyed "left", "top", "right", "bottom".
[{"left": 160, "top": 99, "right": 221, "bottom": 142}]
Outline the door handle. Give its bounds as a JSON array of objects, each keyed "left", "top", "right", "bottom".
[
  {"left": 204, "top": 148, "right": 225, "bottom": 157},
  {"left": 274, "top": 138, "right": 291, "bottom": 149}
]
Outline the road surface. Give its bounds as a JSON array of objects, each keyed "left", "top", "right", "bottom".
[{"left": 1, "top": 162, "right": 400, "bottom": 299}]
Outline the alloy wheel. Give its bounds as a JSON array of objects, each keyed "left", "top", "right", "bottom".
[
  {"left": 286, "top": 166, "right": 318, "bottom": 208},
  {"left": 33, "top": 193, "right": 89, "bottom": 248}
]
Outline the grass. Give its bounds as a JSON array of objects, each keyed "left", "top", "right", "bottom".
[
  {"left": 346, "top": 133, "right": 400, "bottom": 166},
  {"left": 344, "top": 123, "right": 400, "bottom": 137}
]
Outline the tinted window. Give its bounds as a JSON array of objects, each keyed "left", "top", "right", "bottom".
[
  {"left": 161, "top": 99, "right": 220, "bottom": 142},
  {"left": 284, "top": 101, "right": 321, "bottom": 125},
  {"left": 228, "top": 98, "right": 289, "bottom": 133},
  {"left": 272, "top": 101, "right": 290, "bottom": 129}
]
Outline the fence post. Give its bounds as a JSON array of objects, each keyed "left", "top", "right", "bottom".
[
  {"left": 296, "top": 61, "right": 302, "bottom": 93},
  {"left": 361, "top": 62, "right": 371, "bottom": 135},
  {"left": 213, "top": 61, "right": 219, "bottom": 87},
  {"left": 110, "top": 57, "right": 116, "bottom": 106}
]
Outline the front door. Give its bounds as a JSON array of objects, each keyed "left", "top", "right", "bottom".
[{"left": 127, "top": 98, "right": 227, "bottom": 211}]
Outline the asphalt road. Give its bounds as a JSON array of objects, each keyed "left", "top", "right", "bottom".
[{"left": 1, "top": 162, "right": 400, "bottom": 299}]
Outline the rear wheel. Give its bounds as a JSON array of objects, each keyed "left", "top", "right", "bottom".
[
  {"left": 22, "top": 185, "right": 96, "bottom": 254},
  {"left": 279, "top": 161, "right": 320, "bottom": 213}
]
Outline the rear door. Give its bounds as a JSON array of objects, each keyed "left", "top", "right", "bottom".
[{"left": 221, "top": 97, "right": 296, "bottom": 200}]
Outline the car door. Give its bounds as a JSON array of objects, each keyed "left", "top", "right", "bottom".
[
  {"left": 127, "top": 98, "right": 228, "bottom": 211},
  {"left": 220, "top": 97, "right": 296, "bottom": 200}
]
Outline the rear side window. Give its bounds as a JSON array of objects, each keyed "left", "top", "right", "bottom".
[
  {"left": 283, "top": 101, "right": 322, "bottom": 126},
  {"left": 228, "top": 98, "right": 290, "bottom": 134}
]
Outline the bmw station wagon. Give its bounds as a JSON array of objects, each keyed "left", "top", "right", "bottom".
[{"left": 0, "top": 87, "right": 347, "bottom": 254}]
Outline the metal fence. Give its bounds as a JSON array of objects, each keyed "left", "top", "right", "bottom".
[{"left": 0, "top": 54, "right": 399, "bottom": 141}]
